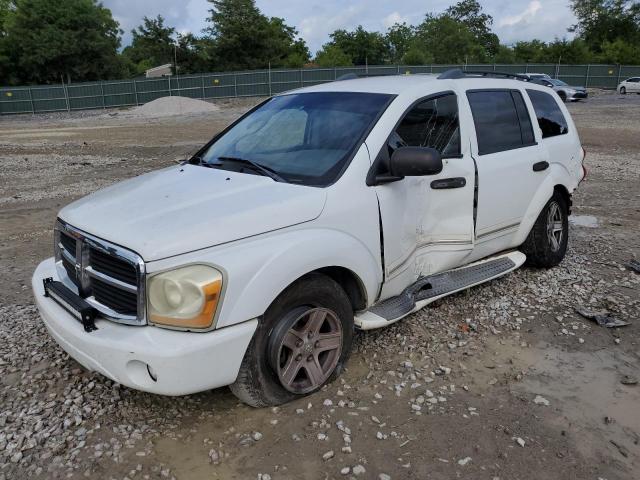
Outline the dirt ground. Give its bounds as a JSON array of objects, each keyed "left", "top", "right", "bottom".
[{"left": 1, "top": 91, "right": 639, "bottom": 480}]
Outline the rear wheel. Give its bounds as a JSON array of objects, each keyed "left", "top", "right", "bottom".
[
  {"left": 558, "top": 91, "right": 567, "bottom": 102},
  {"left": 521, "top": 192, "right": 569, "bottom": 268},
  {"left": 230, "top": 273, "right": 353, "bottom": 407},
  {"left": 620, "top": 86, "right": 626, "bottom": 94}
]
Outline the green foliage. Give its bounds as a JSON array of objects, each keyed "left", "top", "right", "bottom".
[
  {"left": 205, "top": 0, "right": 309, "bottom": 70},
  {"left": 415, "top": 14, "right": 485, "bottom": 63},
  {"left": 315, "top": 45, "right": 352, "bottom": 67},
  {"left": 3, "top": 0, "right": 123, "bottom": 84},
  {"left": 401, "top": 46, "right": 431, "bottom": 65},
  {"left": 445, "top": 0, "right": 500, "bottom": 55},
  {"left": 570, "top": 0, "right": 640, "bottom": 52},
  {"left": 322, "top": 25, "right": 389, "bottom": 65},
  {"left": 386, "top": 23, "right": 415, "bottom": 63},
  {"left": 122, "top": 15, "right": 176, "bottom": 76},
  {"left": 599, "top": 38, "right": 640, "bottom": 64}
]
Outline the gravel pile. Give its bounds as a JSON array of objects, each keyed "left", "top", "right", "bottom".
[{"left": 127, "top": 96, "right": 220, "bottom": 118}]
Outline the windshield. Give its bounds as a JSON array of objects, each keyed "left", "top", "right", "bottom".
[
  {"left": 197, "top": 92, "right": 393, "bottom": 186},
  {"left": 549, "top": 79, "right": 568, "bottom": 86}
]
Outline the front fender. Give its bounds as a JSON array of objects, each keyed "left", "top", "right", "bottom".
[{"left": 147, "top": 228, "right": 382, "bottom": 329}]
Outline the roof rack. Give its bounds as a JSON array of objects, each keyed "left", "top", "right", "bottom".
[{"left": 437, "top": 68, "right": 531, "bottom": 81}]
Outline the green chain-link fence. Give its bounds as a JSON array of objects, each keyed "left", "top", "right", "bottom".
[{"left": 2, "top": 63, "right": 639, "bottom": 115}]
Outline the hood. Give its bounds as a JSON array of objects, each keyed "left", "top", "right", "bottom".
[{"left": 59, "top": 164, "right": 327, "bottom": 261}]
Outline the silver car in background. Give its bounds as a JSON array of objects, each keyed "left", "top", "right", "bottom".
[{"left": 533, "top": 78, "right": 587, "bottom": 102}]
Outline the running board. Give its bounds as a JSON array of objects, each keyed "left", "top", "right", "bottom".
[{"left": 355, "top": 251, "right": 526, "bottom": 330}]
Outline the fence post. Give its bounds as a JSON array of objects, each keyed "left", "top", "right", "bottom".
[
  {"left": 268, "top": 63, "right": 272, "bottom": 96},
  {"left": 616, "top": 64, "right": 622, "bottom": 88},
  {"left": 133, "top": 79, "right": 139, "bottom": 105},
  {"left": 201, "top": 74, "right": 205, "bottom": 99},
  {"left": 334, "top": 67, "right": 337, "bottom": 80},
  {"left": 234, "top": 74, "right": 238, "bottom": 97},
  {"left": 299, "top": 68, "right": 303, "bottom": 88},
  {"left": 168, "top": 76, "right": 172, "bottom": 96},
  {"left": 28, "top": 87, "right": 35, "bottom": 114},
  {"left": 62, "top": 79, "right": 70, "bottom": 112},
  {"left": 100, "top": 81, "right": 106, "bottom": 109},
  {"left": 585, "top": 64, "right": 590, "bottom": 88}
]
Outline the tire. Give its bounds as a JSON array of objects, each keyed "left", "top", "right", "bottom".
[
  {"left": 620, "top": 86, "right": 626, "bottom": 94},
  {"left": 558, "top": 91, "right": 567, "bottom": 102},
  {"left": 521, "top": 192, "right": 569, "bottom": 268},
  {"left": 230, "top": 273, "right": 354, "bottom": 407}
]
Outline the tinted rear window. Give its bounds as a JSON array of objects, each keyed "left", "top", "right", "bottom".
[
  {"left": 467, "top": 90, "right": 536, "bottom": 155},
  {"left": 526, "top": 89, "right": 568, "bottom": 138}
]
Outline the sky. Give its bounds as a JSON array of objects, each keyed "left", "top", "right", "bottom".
[{"left": 102, "top": 0, "right": 577, "bottom": 53}]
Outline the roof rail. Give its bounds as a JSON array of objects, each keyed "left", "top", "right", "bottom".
[{"left": 437, "top": 68, "right": 530, "bottom": 81}]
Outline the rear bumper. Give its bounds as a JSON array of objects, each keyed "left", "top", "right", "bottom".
[{"left": 32, "top": 258, "right": 257, "bottom": 396}]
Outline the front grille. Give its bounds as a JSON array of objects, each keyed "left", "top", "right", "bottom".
[
  {"left": 60, "top": 232, "right": 76, "bottom": 255},
  {"left": 89, "top": 247, "right": 137, "bottom": 285},
  {"left": 54, "top": 220, "right": 145, "bottom": 325},
  {"left": 91, "top": 277, "right": 138, "bottom": 315}
]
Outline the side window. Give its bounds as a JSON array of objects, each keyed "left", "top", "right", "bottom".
[
  {"left": 526, "top": 89, "right": 569, "bottom": 139},
  {"left": 467, "top": 90, "right": 535, "bottom": 155},
  {"left": 393, "top": 93, "right": 460, "bottom": 157}
]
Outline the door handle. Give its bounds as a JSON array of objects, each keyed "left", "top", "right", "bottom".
[
  {"left": 430, "top": 177, "right": 466, "bottom": 189},
  {"left": 533, "top": 161, "right": 549, "bottom": 172}
]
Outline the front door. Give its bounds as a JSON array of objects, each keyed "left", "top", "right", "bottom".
[
  {"left": 466, "top": 89, "right": 548, "bottom": 243},
  {"left": 373, "top": 92, "right": 476, "bottom": 298}
]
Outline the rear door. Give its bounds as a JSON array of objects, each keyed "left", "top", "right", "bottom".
[{"left": 466, "top": 89, "right": 548, "bottom": 243}]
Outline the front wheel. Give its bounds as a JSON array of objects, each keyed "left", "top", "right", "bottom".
[
  {"left": 230, "top": 273, "right": 353, "bottom": 407},
  {"left": 521, "top": 193, "right": 569, "bottom": 268},
  {"left": 620, "top": 86, "right": 626, "bottom": 94}
]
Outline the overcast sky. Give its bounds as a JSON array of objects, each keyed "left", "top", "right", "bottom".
[{"left": 102, "top": 0, "right": 576, "bottom": 53}]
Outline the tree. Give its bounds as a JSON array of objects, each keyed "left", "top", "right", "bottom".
[
  {"left": 570, "top": 0, "right": 640, "bottom": 51},
  {"left": 599, "top": 38, "right": 640, "bottom": 64},
  {"left": 314, "top": 45, "right": 352, "bottom": 67},
  {"left": 415, "top": 15, "right": 484, "bottom": 64},
  {"left": 175, "top": 33, "right": 212, "bottom": 74},
  {"left": 3, "top": 0, "right": 122, "bottom": 84},
  {"left": 386, "top": 23, "right": 415, "bottom": 63},
  {"left": 205, "top": 0, "right": 309, "bottom": 70},
  {"left": 123, "top": 15, "right": 176, "bottom": 75},
  {"left": 402, "top": 46, "right": 431, "bottom": 65},
  {"left": 326, "top": 26, "right": 389, "bottom": 65},
  {"left": 445, "top": 0, "right": 500, "bottom": 55},
  {"left": 512, "top": 40, "right": 548, "bottom": 63}
]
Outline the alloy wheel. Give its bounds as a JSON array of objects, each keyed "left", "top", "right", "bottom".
[
  {"left": 271, "top": 307, "right": 343, "bottom": 394},
  {"left": 546, "top": 201, "right": 564, "bottom": 252}
]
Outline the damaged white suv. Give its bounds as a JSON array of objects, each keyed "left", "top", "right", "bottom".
[{"left": 33, "top": 70, "right": 585, "bottom": 407}]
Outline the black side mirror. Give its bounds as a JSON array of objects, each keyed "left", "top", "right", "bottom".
[{"left": 389, "top": 147, "right": 443, "bottom": 177}]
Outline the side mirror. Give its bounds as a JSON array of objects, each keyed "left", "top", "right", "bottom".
[{"left": 389, "top": 147, "right": 443, "bottom": 177}]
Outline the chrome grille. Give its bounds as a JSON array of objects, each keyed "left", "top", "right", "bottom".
[{"left": 54, "top": 220, "right": 146, "bottom": 325}]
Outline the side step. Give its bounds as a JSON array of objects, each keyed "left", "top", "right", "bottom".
[{"left": 355, "top": 251, "right": 526, "bottom": 330}]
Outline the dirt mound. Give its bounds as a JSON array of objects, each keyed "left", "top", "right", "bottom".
[{"left": 130, "top": 96, "right": 219, "bottom": 118}]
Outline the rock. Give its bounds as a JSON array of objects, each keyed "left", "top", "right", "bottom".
[
  {"left": 352, "top": 465, "right": 366, "bottom": 476},
  {"left": 252, "top": 431, "right": 263, "bottom": 441},
  {"left": 379, "top": 474, "right": 391, "bottom": 480},
  {"left": 341, "top": 467, "right": 351, "bottom": 475},
  {"left": 457, "top": 457, "right": 472, "bottom": 466},
  {"left": 323, "top": 399, "right": 333, "bottom": 407},
  {"left": 322, "top": 450, "right": 335, "bottom": 461},
  {"left": 515, "top": 437, "right": 526, "bottom": 447},
  {"left": 533, "top": 395, "right": 550, "bottom": 406}
]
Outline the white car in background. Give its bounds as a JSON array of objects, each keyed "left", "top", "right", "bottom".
[
  {"left": 618, "top": 77, "right": 640, "bottom": 94},
  {"left": 33, "top": 69, "right": 586, "bottom": 407}
]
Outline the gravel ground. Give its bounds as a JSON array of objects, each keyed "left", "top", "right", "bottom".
[{"left": 0, "top": 92, "right": 639, "bottom": 480}]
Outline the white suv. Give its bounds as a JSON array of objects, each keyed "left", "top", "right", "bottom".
[{"left": 33, "top": 69, "right": 586, "bottom": 407}]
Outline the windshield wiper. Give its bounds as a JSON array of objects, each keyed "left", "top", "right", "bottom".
[{"left": 206, "top": 156, "right": 286, "bottom": 183}]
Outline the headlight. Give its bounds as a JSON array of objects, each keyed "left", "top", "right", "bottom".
[{"left": 147, "top": 265, "right": 223, "bottom": 329}]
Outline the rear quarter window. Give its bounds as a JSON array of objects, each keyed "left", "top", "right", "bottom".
[{"left": 526, "top": 89, "right": 569, "bottom": 139}]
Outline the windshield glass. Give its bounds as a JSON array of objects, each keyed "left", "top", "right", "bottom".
[
  {"left": 549, "top": 79, "right": 568, "bottom": 86},
  {"left": 198, "top": 92, "right": 393, "bottom": 186}
]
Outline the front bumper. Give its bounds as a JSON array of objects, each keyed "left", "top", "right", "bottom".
[
  {"left": 32, "top": 258, "right": 257, "bottom": 396},
  {"left": 568, "top": 91, "right": 587, "bottom": 100}
]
